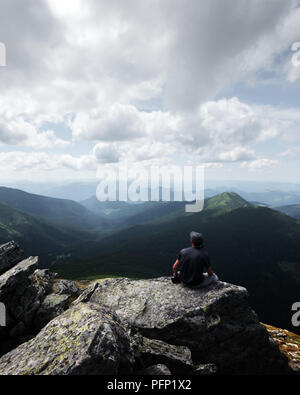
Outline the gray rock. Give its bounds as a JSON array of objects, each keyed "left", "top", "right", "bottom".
[
  {"left": 33, "top": 294, "right": 70, "bottom": 331},
  {"left": 0, "top": 257, "right": 43, "bottom": 355},
  {"left": 32, "top": 269, "right": 56, "bottom": 295},
  {"left": 52, "top": 279, "right": 80, "bottom": 297},
  {"left": 31, "top": 273, "right": 81, "bottom": 332},
  {"left": 0, "top": 241, "right": 23, "bottom": 275},
  {"left": 79, "top": 277, "right": 292, "bottom": 374},
  {"left": 193, "top": 363, "right": 217, "bottom": 375},
  {"left": 0, "top": 257, "right": 39, "bottom": 332},
  {"left": 138, "top": 364, "right": 172, "bottom": 375},
  {"left": 32, "top": 277, "right": 81, "bottom": 332},
  {"left": 0, "top": 255, "right": 81, "bottom": 356},
  {"left": 0, "top": 302, "right": 134, "bottom": 375},
  {"left": 136, "top": 336, "right": 193, "bottom": 374},
  {"left": 0, "top": 256, "right": 38, "bottom": 297},
  {"left": 71, "top": 281, "right": 99, "bottom": 306}
]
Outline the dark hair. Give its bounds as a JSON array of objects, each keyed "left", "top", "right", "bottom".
[{"left": 193, "top": 241, "right": 203, "bottom": 248}]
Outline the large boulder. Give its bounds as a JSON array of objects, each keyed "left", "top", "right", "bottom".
[
  {"left": 0, "top": 241, "right": 23, "bottom": 275},
  {"left": 33, "top": 294, "right": 70, "bottom": 330},
  {"left": 74, "top": 277, "right": 292, "bottom": 374},
  {"left": 32, "top": 272, "right": 81, "bottom": 333},
  {"left": 32, "top": 269, "right": 56, "bottom": 295},
  {"left": 52, "top": 279, "right": 81, "bottom": 297},
  {"left": 0, "top": 250, "right": 82, "bottom": 356},
  {"left": 0, "top": 302, "right": 134, "bottom": 375},
  {"left": 0, "top": 257, "right": 41, "bottom": 342},
  {"left": 135, "top": 336, "right": 193, "bottom": 374}
]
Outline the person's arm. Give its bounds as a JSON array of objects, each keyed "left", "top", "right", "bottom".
[
  {"left": 204, "top": 253, "right": 214, "bottom": 276},
  {"left": 173, "top": 250, "right": 183, "bottom": 276},
  {"left": 173, "top": 259, "right": 180, "bottom": 276},
  {"left": 207, "top": 266, "right": 214, "bottom": 277}
]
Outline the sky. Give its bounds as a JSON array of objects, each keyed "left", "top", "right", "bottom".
[{"left": 0, "top": 0, "right": 300, "bottom": 185}]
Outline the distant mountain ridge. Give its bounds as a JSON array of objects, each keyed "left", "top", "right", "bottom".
[
  {"left": 0, "top": 187, "right": 107, "bottom": 264},
  {"left": 0, "top": 201, "right": 82, "bottom": 260},
  {"left": 0, "top": 186, "right": 105, "bottom": 233},
  {"left": 229, "top": 189, "right": 300, "bottom": 207},
  {"left": 275, "top": 205, "right": 300, "bottom": 219},
  {"left": 81, "top": 196, "right": 186, "bottom": 227},
  {"left": 54, "top": 192, "right": 300, "bottom": 333},
  {"left": 201, "top": 191, "right": 250, "bottom": 214}
]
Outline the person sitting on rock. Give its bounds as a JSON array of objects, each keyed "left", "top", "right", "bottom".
[{"left": 172, "top": 231, "right": 219, "bottom": 288}]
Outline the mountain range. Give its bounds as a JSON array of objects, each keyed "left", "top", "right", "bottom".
[
  {"left": 55, "top": 192, "right": 300, "bottom": 332},
  {"left": 0, "top": 200, "right": 79, "bottom": 261},
  {"left": 0, "top": 186, "right": 106, "bottom": 233},
  {"left": 0, "top": 187, "right": 106, "bottom": 262},
  {"left": 275, "top": 205, "right": 300, "bottom": 219},
  {"left": 0, "top": 185, "right": 299, "bottom": 332}
]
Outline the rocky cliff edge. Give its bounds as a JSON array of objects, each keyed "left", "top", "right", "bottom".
[{"left": 0, "top": 241, "right": 297, "bottom": 375}]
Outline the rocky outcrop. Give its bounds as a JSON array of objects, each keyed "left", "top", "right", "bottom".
[
  {"left": 33, "top": 294, "right": 70, "bottom": 330},
  {"left": 0, "top": 256, "right": 41, "bottom": 344},
  {"left": 265, "top": 324, "right": 300, "bottom": 373},
  {"left": 193, "top": 363, "right": 218, "bottom": 375},
  {"left": 0, "top": 303, "right": 134, "bottom": 375},
  {"left": 133, "top": 334, "right": 193, "bottom": 374},
  {"left": 0, "top": 241, "right": 296, "bottom": 375},
  {"left": 52, "top": 279, "right": 81, "bottom": 297},
  {"left": 0, "top": 245, "right": 81, "bottom": 356},
  {"left": 75, "top": 277, "right": 292, "bottom": 374},
  {"left": 0, "top": 241, "right": 23, "bottom": 275},
  {"left": 32, "top": 271, "right": 81, "bottom": 332}
]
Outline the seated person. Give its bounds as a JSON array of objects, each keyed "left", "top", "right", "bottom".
[{"left": 172, "top": 231, "right": 218, "bottom": 288}]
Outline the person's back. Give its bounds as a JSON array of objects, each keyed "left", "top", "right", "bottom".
[
  {"left": 178, "top": 246, "right": 210, "bottom": 286},
  {"left": 172, "top": 231, "right": 219, "bottom": 288}
]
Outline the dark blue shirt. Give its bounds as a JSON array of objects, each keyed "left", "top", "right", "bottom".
[{"left": 178, "top": 246, "right": 211, "bottom": 286}]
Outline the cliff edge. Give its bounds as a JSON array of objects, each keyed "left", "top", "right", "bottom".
[{"left": 0, "top": 241, "right": 296, "bottom": 375}]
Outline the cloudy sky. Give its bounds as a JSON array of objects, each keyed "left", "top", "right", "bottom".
[{"left": 1, "top": 0, "right": 300, "bottom": 184}]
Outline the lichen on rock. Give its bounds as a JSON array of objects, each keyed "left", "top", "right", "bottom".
[
  {"left": 76, "top": 276, "right": 293, "bottom": 374},
  {"left": 0, "top": 302, "right": 134, "bottom": 375},
  {"left": 0, "top": 241, "right": 296, "bottom": 375},
  {"left": 0, "top": 246, "right": 82, "bottom": 356}
]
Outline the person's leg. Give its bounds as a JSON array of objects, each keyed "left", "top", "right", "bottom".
[
  {"left": 198, "top": 273, "right": 219, "bottom": 288},
  {"left": 181, "top": 273, "right": 219, "bottom": 289}
]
